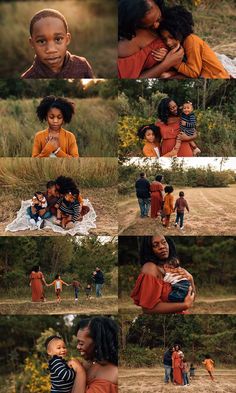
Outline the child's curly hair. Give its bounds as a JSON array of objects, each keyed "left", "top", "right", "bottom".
[
  {"left": 36, "top": 96, "right": 75, "bottom": 123},
  {"left": 159, "top": 6, "right": 194, "bottom": 43},
  {"left": 137, "top": 124, "right": 161, "bottom": 141}
]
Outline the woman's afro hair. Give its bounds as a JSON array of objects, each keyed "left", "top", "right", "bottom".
[
  {"left": 137, "top": 124, "right": 161, "bottom": 141},
  {"left": 36, "top": 96, "right": 75, "bottom": 123},
  {"left": 55, "top": 176, "right": 79, "bottom": 195},
  {"left": 159, "top": 6, "right": 194, "bottom": 42},
  {"left": 77, "top": 317, "right": 118, "bottom": 365},
  {"left": 138, "top": 236, "right": 177, "bottom": 265},
  {"left": 118, "top": 0, "right": 165, "bottom": 40}
]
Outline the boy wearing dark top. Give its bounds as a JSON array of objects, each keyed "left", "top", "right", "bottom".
[
  {"left": 21, "top": 9, "right": 94, "bottom": 79},
  {"left": 71, "top": 279, "right": 82, "bottom": 303},
  {"left": 45, "top": 335, "right": 76, "bottom": 393},
  {"left": 174, "top": 191, "right": 189, "bottom": 230},
  {"left": 135, "top": 172, "right": 151, "bottom": 218},
  {"left": 163, "top": 347, "right": 173, "bottom": 384}
]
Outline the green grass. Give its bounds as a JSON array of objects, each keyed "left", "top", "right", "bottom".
[
  {"left": 0, "top": 97, "right": 118, "bottom": 157},
  {"left": 0, "top": 0, "right": 117, "bottom": 77}
]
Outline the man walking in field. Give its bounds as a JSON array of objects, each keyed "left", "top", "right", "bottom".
[{"left": 135, "top": 172, "right": 151, "bottom": 218}]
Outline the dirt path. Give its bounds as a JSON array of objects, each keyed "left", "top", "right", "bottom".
[
  {"left": 118, "top": 187, "right": 236, "bottom": 236},
  {"left": 119, "top": 367, "right": 236, "bottom": 393},
  {"left": 0, "top": 295, "right": 118, "bottom": 315},
  {"left": 119, "top": 296, "right": 236, "bottom": 314},
  {"left": 0, "top": 187, "right": 118, "bottom": 236}
]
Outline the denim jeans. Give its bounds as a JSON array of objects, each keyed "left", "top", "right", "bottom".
[
  {"left": 26, "top": 206, "right": 52, "bottom": 220},
  {"left": 175, "top": 212, "right": 184, "bottom": 227},
  {"left": 164, "top": 365, "right": 172, "bottom": 383},
  {"left": 95, "top": 283, "right": 103, "bottom": 297},
  {"left": 137, "top": 198, "right": 150, "bottom": 217},
  {"left": 183, "top": 372, "right": 189, "bottom": 385},
  {"left": 168, "top": 280, "right": 190, "bottom": 302},
  {"left": 74, "top": 287, "right": 79, "bottom": 299}
]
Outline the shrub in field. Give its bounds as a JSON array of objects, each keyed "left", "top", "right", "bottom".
[
  {"left": 16, "top": 355, "right": 50, "bottom": 393},
  {"left": 119, "top": 345, "right": 162, "bottom": 367}
]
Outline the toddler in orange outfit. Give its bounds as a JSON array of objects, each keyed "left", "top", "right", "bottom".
[{"left": 202, "top": 354, "right": 215, "bottom": 381}]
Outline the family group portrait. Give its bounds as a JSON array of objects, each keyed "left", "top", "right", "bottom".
[
  {"left": 119, "top": 235, "right": 236, "bottom": 315},
  {"left": 0, "top": 79, "right": 117, "bottom": 157},
  {"left": 0, "top": 315, "right": 118, "bottom": 393},
  {"left": 0, "top": 157, "right": 117, "bottom": 236},
  {"left": 0, "top": 0, "right": 116, "bottom": 78},
  {"left": 118, "top": 0, "right": 236, "bottom": 78},
  {"left": 119, "top": 314, "right": 236, "bottom": 393},
  {"left": 118, "top": 79, "right": 236, "bottom": 158},
  {"left": 118, "top": 157, "right": 236, "bottom": 235},
  {"left": 0, "top": 236, "right": 118, "bottom": 315}
]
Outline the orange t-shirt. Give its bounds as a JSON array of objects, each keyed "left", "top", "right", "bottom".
[
  {"left": 203, "top": 359, "right": 214, "bottom": 372},
  {"left": 118, "top": 38, "right": 166, "bottom": 78},
  {"left": 32, "top": 128, "right": 79, "bottom": 157},
  {"left": 143, "top": 141, "right": 160, "bottom": 157},
  {"left": 177, "top": 34, "right": 229, "bottom": 79}
]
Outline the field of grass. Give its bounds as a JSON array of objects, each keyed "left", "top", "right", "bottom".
[
  {"left": 0, "top": 0, "right": 116, "bottom": 77},
  {"left": 119, "top": 367, "right": 236, "bottom": 393},
  {"left": 118, "top": 185, "right": 236, "bottom": 236},
  {"left": 0, "top": 157, "right": 118, "bottom": 236},
  {"left": 0, "top": 97, "right": 118, "bottom": 157}
]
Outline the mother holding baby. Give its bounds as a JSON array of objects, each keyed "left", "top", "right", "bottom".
[{"left": 131, "top": 235, "right": 195, "bottom": 313}]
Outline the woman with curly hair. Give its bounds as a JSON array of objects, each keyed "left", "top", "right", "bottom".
[
  {"left": 32, "top": 95, "right": 79, "bottom": 157},
  {"left": 70, "top": 316, "right": 118, "bottom": 393},
  {"left": 156, "top": 6, "right": 229, "bottom": 79},
  {"left": 156, "top": 97, "right": 197, "bottom": 157},
  {"left": 118, "top": 0, "right": 184, "bottom": 78},
  {"left": 131, "top": 236, "right": 195, "bottom": 314}
]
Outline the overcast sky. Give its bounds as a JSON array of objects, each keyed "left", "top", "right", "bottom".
[{"left": 129, "top": 158, "right": 236, "bottom": 171}]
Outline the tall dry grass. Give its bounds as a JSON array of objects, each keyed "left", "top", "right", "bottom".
[
  {"left": 0, "top": 0, "right": 117, "bottom": 77},
  {"left": 0, "top": 97, "right": 118, "bottom": 157},
  {"left": 0, "top": 157, "right": 118, "bottom": 195}
]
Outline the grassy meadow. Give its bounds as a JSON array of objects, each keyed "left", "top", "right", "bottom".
[
  {"left": 0, "top": 0, "right": 117, "bottom": 77},
  {"left": 0, "top": 97, "right": 118, "bottom": 157},
  {"left": 0, "top": 157, "right": 118, "bottom": 235}
]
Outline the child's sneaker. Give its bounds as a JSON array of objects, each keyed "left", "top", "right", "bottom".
[
  {"left": 174, "top": 223, "right": 178, "bottom": 227},
  {"left": 30, "top": 218, "right": 36, "bottom": 225},
  {"left": 38, "top": 219, "right": 45, "bottom": 229},
  {"left": 180, "top": 226, "right": 184, "bottom": 230}
]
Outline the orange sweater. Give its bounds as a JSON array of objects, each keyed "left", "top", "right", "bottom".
[
  {"left": 164, "top": 193, "right": 174, "bottom": 215},
  {"left": 177, "top": 34, "right": 229, "bottom": 79},
  {"left": 52, "top": 279, "right": 67, "bottom": 292},
  {"left": 143, "top": 141, "right": 160, "bottom": 157},
  {"left": 203, "top": 359, "right": 214, "bottom": 372},
  {"left": 32, "top": 128, "right": 79, "bottom": 158}
]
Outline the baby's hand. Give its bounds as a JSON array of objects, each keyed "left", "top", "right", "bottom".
[
  {"left": 181, "top": 120, "right": 187, "bottom": 126},
  {"left": 151, "top": 47, "right": 168, "bottom": 62},
  {"left": 68, "top": 359, "right": 83, "bottom": 372}
]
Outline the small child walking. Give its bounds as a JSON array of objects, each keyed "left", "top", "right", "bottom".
[
  {"left": 47, "top": 274, "right": 70, "bottom": 303},
  {"left": 202, "top": 354, "right": 215, "bottom": 381},
  {"left": 190, "top": 363, "right": 196, "bottom": 380},
  {"left": 163, "top": 185, "right": 174, "bottom": 228},
  {"left": 181, "top": 357, "right": 190, "bottom": 386},
  {"left": 174, "top": 191, "right": 189, "bottom": 230},
  {"left": 71, "top": 278, "right": 82, "bottom": 303},
  {"left": 45, "top": 335, "right": 76, "bottom": 393},
  {"left": 85, "top": 283, "right": 92, "bottom": 300}
]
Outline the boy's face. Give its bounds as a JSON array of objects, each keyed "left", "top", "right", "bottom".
[
  {"left": 183, "top": 103, "right": 193, "bottom": 115},
  {"left": 144, "top": 129, "right": 155, "bottom": 143},
  {"left": 47, "top": 107, "right": 64, "bottom": 131},
  {"left": 47, "top": 339, "right": 67, "bottom": 358},
  {"left": 29, "top": 17, "right": 71, "bottom": 72},
  {"left": 161, "top": 30, "right": 180, "bottom": 50},
  {"left": 48, "top": 185, "right": 57, "bottom": 196}
]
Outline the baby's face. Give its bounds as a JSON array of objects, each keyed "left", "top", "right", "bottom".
[
  {"left": 183, "top": 103, "right": 193, "bottom": 115},
  {"left": 65, "top": 193, "right": 75, "bottom": 202},
  {"left": 161, "top": 30, "right": 180, "bottom": 50},
  {"left": 29, "top": 17, "right": 71, "bottom": 72},
  {"left": 47, "top": 339, "right": 67, "bottom": 358},
  {"left": 144, "top": 129, "right": 155, "bottom": 143},
  {"left": 37, "top": 193, "right": 44, "bottom": 202}
]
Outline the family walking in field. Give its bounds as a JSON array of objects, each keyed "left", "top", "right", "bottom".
[
  {"left": 118, "top": 1, "right": 233, "bottom": 79},
  {"left": 45, "top": 316, "right": 118, "bottom": 393},
  {"left": 135, "top": 173, "right": 189, "bottom": 229},
  {"left": 137, "top": 98, "right": 201, "bottom": 158},
  {"left": 30, "top": 265, "right": 105, "bottom": 303},
  {"left": 163, "top": 345, "right": 215, "bottom": 386}
]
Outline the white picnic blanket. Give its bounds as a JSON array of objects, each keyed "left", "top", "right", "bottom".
[
  {"left": 5, "top": 199, "right": 96, "bottom": 236},
  {"left": 216, "top": 53, "right": 236, "bottom": 78}
]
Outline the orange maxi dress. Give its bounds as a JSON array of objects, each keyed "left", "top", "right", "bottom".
[
  {"left": 30, "top": 271, "right": 45, "bottom": 302},
  {"left": 172, "top": 351, "right": 183, "bottom": 385},
  {"left": 87, "top": 379, "right": 118, "bottom": 393},
  {"left": 156, "top": 120, "right": 193, "bottom": 157},
  {"left": 150, "top": 181, "right": 164, "bottom": 218},
  {"left": 118, "top": 38, "right": 166, "bottom": 79},
  {"left": 131, "top": 273, "right": 172, "bottom": 310}
]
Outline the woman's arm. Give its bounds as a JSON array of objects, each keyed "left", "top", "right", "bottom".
[
  {"left": 140, "top": 47, "right": 184, "bottom": 78},
  {"left": 142, "top": 285, "right": 194, "bottom": 314},
  {"left": 179, "top": 130, "right": 197, "bottom": 142},
  {"left": 69, "top": 360, "right": 87, "bottom": 393}
]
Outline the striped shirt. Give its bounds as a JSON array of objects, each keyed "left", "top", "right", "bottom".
[
  {"left": 59, "top": 198, "right": 82, "bottom": 223},
  {"left": 180, "top": 112, "right": 196, "bottom": 136},
  {"left": 48, "top": 355, "right": 75, "bottom": 393}
]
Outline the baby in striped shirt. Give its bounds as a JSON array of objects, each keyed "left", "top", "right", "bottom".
[
  {"left": 171, "top": 102, "right": 201, "bottom": 156},
  {"left": 55, "top": 191, "right": 82, "bottom": 229},
  {"left": 45, "top": 335, "right": 77, "bottom": 393}
]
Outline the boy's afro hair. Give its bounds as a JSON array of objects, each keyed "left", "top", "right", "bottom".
[
  {"left": 159, "top": 6, "right": 194, "bottom": 42},
  {"left": 30, "top": 8, "right": 68, "bottom": 35},
  {"left": 36, "top": 96, "right": 75, "bottom": 123}
]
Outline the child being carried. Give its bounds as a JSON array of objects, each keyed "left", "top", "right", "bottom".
[{"left": 162, "top": 257, "right": 190, "bottom": 302}]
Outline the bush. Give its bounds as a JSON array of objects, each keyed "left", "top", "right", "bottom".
[{"left": 119, "top": 345, "right": 162, "bottom": 367}]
